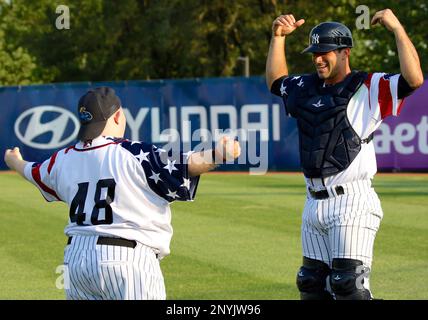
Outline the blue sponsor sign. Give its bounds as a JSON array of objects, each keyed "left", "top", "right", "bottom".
[
  {"left": 0, "top": 77, "right": 299, "bottom": 172},
  {"left": 1, "top": 77, "right": 427, "bottom": 172}
]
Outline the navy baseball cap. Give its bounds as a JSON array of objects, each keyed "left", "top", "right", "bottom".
[
  {"left": 302, "top": 22, "right": 353, "bottom": 53},
  {"left": 77, "top": 87, "right": 121, "bottom": 141}
]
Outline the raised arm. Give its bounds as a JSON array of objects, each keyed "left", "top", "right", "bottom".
[
  {"left": 371, "top": 9, "right": 424, "bottom": 89},
  {"left": 265, "top": 14, "right": 305, "bottom": 90},
  {"left": 188, "top": 136, "right": 241, "bottom": 177}
]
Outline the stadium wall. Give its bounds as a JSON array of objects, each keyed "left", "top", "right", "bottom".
[{"left": 1, "top": 77, "right": 427, "bottom": 171}]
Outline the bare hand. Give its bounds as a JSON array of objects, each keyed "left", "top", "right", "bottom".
[
  {"left": 4, "top": 147, "right": 23, "bottom": 170},
  {"left": 215, "top": 136, "right": 241, "bottom": 161},
  {"left": 371, "top": 9, "right": 403, "bottom": 32},
  {"left": 272, "top": 14, "right": 305, "bottom": 37}
]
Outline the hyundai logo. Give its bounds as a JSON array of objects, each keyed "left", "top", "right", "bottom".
[{"left": 14, "top": 105, "right": 80, "bottom": 149}]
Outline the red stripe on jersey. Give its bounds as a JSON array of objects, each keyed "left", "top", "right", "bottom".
[
  {"left": 364, "top": 73, "right": 373, "bottom": 89},
  {"left": 378, "top": 76, "right": 393, "bottom": 119},
  {"left": 364, "top": 73, "right": 373, "bottom": 110},
  {"left": 64, "top": 146, "right": 74, "bottom": 154},
  {"left": 47, "top": 152, "right": 58, "bottom": 174},
  {"left": 31, "top": 164, "right": 61, "bottom": 201},
  {"left": 72, "top": 141, "right": 119, "bottom": 152},
  {"left": 397, "top": 98, "right": 405, "bottom": 116}
]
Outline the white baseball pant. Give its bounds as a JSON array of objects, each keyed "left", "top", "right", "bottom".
[
  {"left": 301, "top": 179, "right": 383, "bottom": 290},
  {"left": 63, "top": 235, "right": 165, "bottom": 300}
]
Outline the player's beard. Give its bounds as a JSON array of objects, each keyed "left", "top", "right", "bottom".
[
  {"left": 318, "top": 63, "right": 343, "bottom": 85},
  {"left": 315, "top": 60, "right": 332, "bottom": 79}
]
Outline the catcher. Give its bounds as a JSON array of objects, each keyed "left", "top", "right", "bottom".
[{"left": 266, "top": 9, "right": 423, "bottom": 299}]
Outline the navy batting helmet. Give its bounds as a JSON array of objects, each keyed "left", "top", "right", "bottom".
[{"left": 302, "top": 22, "right": 353, "bottom": 54}]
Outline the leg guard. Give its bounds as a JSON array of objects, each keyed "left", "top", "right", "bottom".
[
  {"left": 330, "top": 258, "right": 371, "bottom": 300},
  {"left": 296, "top": 257, "right": 333, "bottom": 300}
]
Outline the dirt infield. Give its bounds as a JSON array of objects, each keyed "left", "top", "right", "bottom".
[{"left": 0, "top": 170, "right": 18, "bottom": 175}]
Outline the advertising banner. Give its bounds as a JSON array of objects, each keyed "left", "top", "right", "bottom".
[{"left": 1, "top": 77, "right": 426, "bottom": 172}]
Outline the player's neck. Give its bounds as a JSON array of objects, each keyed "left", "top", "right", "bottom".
[
  {"left": 324, "top": 67, "right": 351, "bottom": 85},
  {"left": 102, "top": 126, "right": 124, "bottom": 139}
]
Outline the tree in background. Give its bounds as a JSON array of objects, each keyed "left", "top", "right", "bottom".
[
  {"left": 0, "top": 28, "right": 38, "bottom": 85},
  {"left": 0, "top": 0, "right": 426, "bottom": 85}
]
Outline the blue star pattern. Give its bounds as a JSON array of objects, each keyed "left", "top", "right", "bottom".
[
  {"left": 120, "top": 140, "right": 199, "bottom": 203},
  {"left": 273, "top": 74, "right": 310, "bottom": 116},
  {"left": 382, "top": 73, "right": 395, "bottom": 80},
  {"left": 280, "top": 82, "right": 287, "bottom": 96}
]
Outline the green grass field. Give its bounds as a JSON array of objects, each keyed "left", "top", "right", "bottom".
[{"left": 0, "top": 172, "right": 427, "bottom": 300}]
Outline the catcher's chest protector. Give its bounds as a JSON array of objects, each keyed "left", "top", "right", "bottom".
[{"left": 286, "top": 71, "right": 369, "bottom": 178}]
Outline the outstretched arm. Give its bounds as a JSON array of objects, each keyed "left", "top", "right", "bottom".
[
  {"left": 371, "top": 9, "right": 424, "bottom": 89},
  {"left": 266, "top": 14, "right": 305, "bottom": 90},
  {"left": 188, "top": 136, "right": 241, "bottom": 177},
  {"left": 4, "top": 147, "right": 28, "bottom": 178}
]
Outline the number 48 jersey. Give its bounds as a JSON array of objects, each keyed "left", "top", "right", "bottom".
[{"left": 24, "top": 136, "right": 199, "bottom": 258}]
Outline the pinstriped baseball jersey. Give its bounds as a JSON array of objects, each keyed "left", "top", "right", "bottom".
[{"left": 23, "top": 135, "right": 199, "bottom": 299}]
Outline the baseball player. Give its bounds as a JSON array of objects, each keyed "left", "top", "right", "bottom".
[
  {"left": 4, "top": 87, "right": 241, "bottom": 300},
  {"left": 266, "top": 9, "right": 423, "bottom": 299}
]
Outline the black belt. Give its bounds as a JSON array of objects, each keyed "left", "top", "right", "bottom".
[
  {"left": 308, "top": 186, "right": 344, "bottom": 200},
  {"left": 67, "top": 236, "right": 137, "bottom": 248}
]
